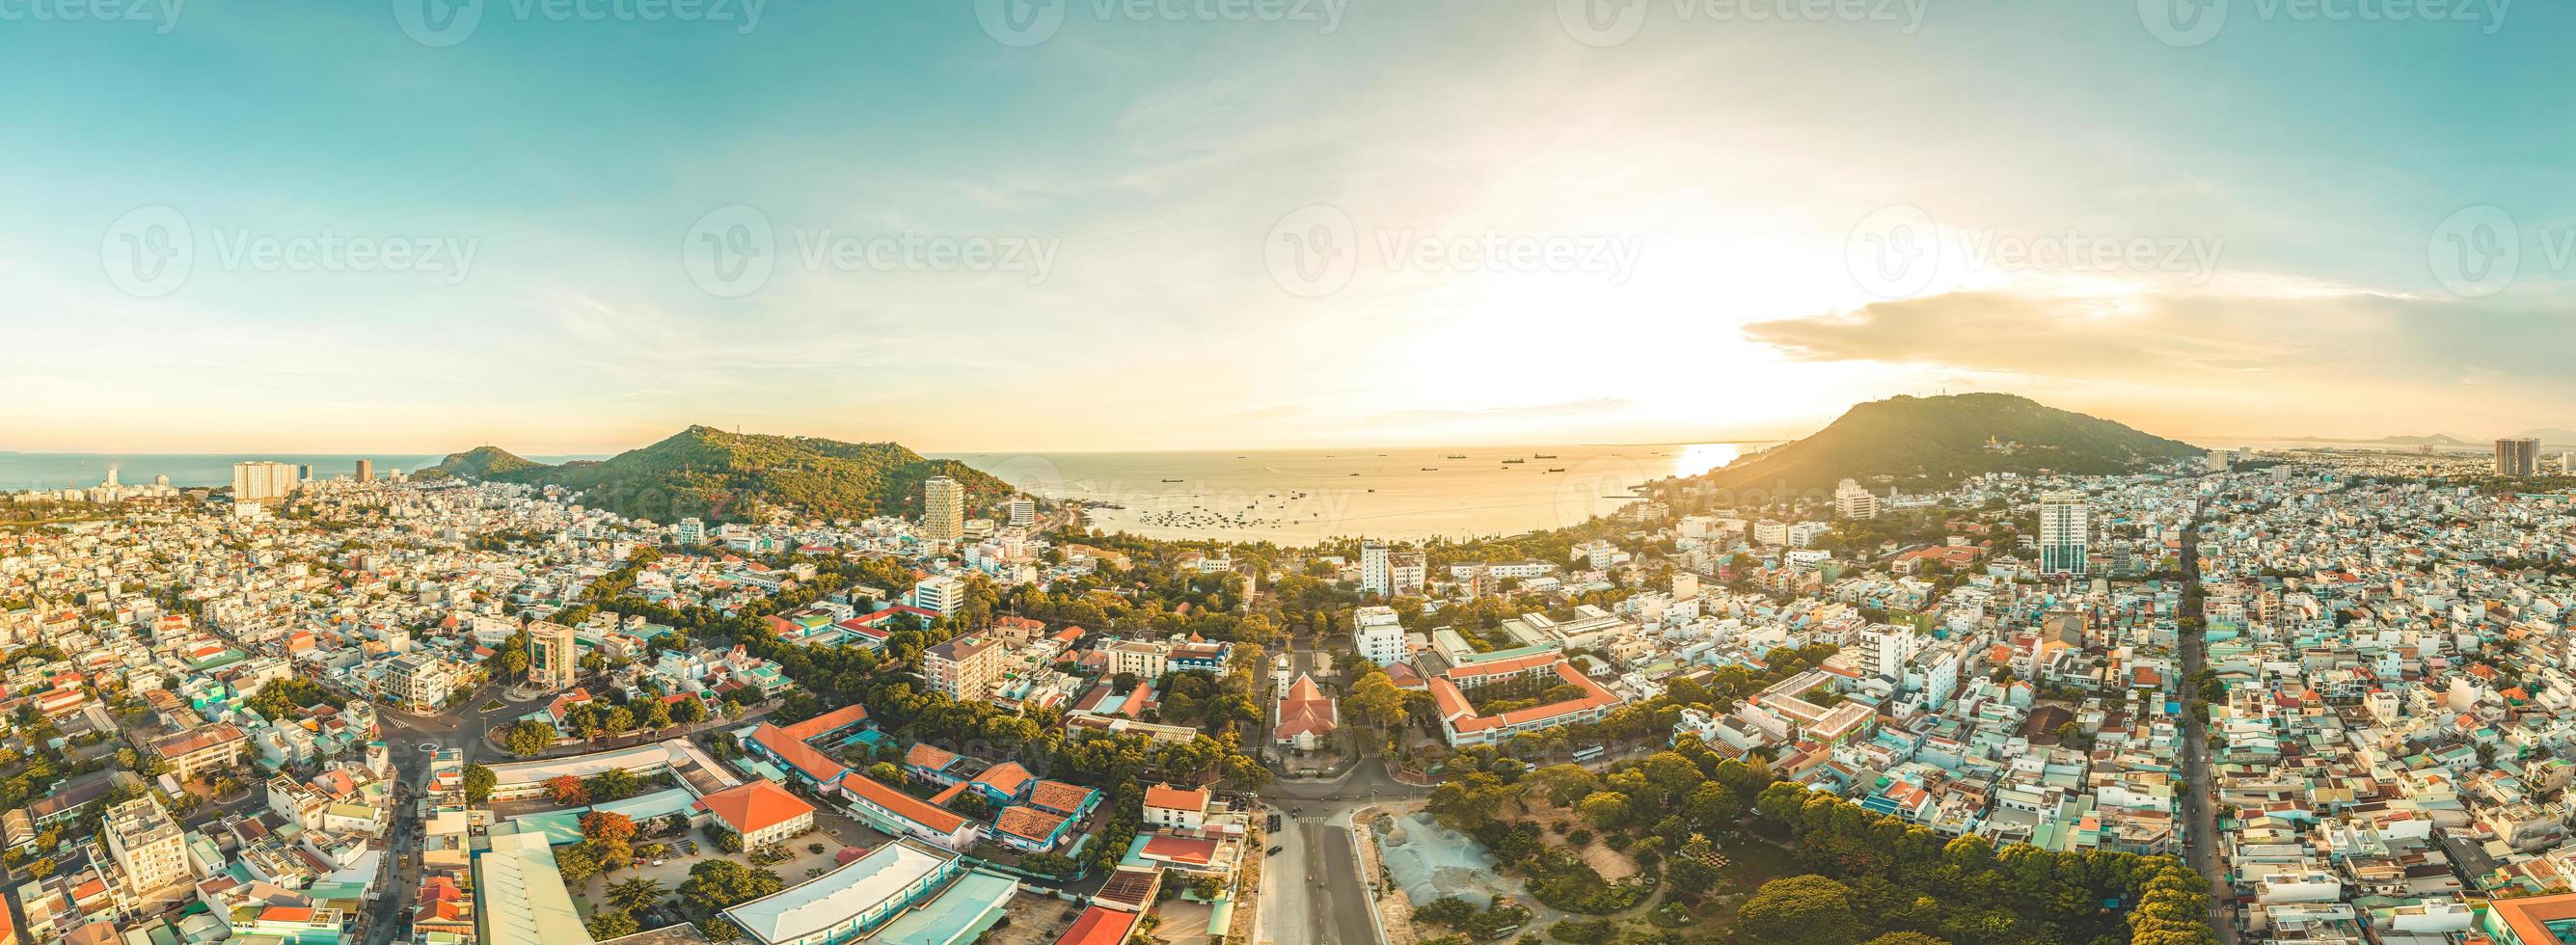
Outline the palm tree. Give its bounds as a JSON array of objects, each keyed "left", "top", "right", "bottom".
[{"left": 607, "top": 877, "right": 666, "bottom": 912}]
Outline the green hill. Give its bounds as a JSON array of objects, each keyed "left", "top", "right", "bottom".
[
  {"left": 422, "top": 446, "right": 543, "bottom": 480},
  {"left": 430, "top": 426, "right": 1013, "bottom": 523},
  {"left": 1702, "top": 393, "right": 2206, "bottom": 494}
]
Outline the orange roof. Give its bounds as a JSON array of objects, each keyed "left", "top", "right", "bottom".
[
  {"left": 1143, "top": 785, "right": 1207, "bottom": 813},
  {"left": 1140, "top": 834, "right": 1220, "bottom": 865},
  {"left": 842, "top": 770, "right": 969, "bottom": 835},
  {"left": 750, "top": 722, "right": 848, "bottom": 786},
  {"left": 1055, "top": 906, "right": 1141, "bottom": 945},
  {"left": 1028, "top": 780, "right": 1098, "bottom": 814},
  {"left": 776, "top": 703, "right": 870, "bottom": 742},
  {"left": 972, "top": 762, "right": 1032, "bottom": 796},
  {"left": 694, "top": 780, "right": 816, "bottom": 836},
  {"left": 995, "top": 805, "right": 1067, "bottom": 843},
  {"left": 905, "top": 742, "right": 959, "bottom": 770}
]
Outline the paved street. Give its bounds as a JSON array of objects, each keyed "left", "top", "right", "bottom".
[
  {"left": 1259, "top": 808, "right": 1383, "bottom": 945},
  {"left": 2175, "top": 507, "right": 2237, "bottom": 945}
]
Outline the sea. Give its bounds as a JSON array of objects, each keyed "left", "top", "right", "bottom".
[
  {"left": 934, "top": 443, "right": 1777, "bottom": 546},
  {"left": 3, "top": 444, "right": 1767, "bottom": 545},
  {"left": 0, "top": 452, "right": 598, "bottom": 492}
]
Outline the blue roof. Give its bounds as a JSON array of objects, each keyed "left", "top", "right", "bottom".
[{"left": 847, "top": 869, "right": 1018, "bottom": 945}]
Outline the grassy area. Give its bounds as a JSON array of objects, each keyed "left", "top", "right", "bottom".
[{"left": 482, "top": 699, "right": 507, "bottom": 712}]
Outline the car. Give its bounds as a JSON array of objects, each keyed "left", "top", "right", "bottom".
[{"left": 1266, "top": 846, "right": 1283, "bottom": 855}]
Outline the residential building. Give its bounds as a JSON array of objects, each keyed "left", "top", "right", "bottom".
[
  {"left": 230, "top": 462, "right": 298, "bottom": 503},
  {"left": 1834, "top": 478, "right": 1879, "bottom": 519},
  {"left": 1359, "top": 542, "right": 1390, "bottom": 596},
  {"left": 2039, "top": 490, "right": 2088, "bottom": 577},
  {"left": 924, "top": 634, "right": 1006, "bottom": 702},
  {"left": 103, "top": 798, "right": 188, "bottom": 897},
  {"left": 922, "top": 476, "right": 964, "bottom": 544},
  {"left": 1355, "top": 606, "right": 1405, "bottom": 666},
  {"left": 2497, "top": 437, "right": 2542, "bottom": 476},
  {"left": 529, "top": 620, "right": 578, "bottom": 689}
]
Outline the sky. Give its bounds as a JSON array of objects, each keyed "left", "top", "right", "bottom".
[{"left": 3, "top": 0, "right": 2569, "bottom": 454}]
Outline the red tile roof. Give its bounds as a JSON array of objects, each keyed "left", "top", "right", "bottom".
[
  {"left": 1143, "top": 785, "right": 1207, "bottom": 813},
  {"left": 1140, "top": 834, "right": 1220, "bottom": 865},
  {"left": 1055, "top": 906, "right": 1142, "bottom": 945},
  {"left": 750, "top": 722, "right": 848, "bottom": 787},
  {"left": 995, "top": 805, "right": 1067, "bottom": 844},
  {"left": 776, "top": 703, "right": 869, "bottom": 742}
]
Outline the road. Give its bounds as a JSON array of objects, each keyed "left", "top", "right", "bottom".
[
  {"left": 2174, "top": 505, "right": 2237, "bottom": 945},
  {"left": 1258, "top": 808, "right": 1383, "bottom": 945},
  {"left": 359, "top": 681, "right": 556, "bottom": 945}
]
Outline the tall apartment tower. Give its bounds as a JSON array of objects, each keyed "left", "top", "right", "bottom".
[
  {"left": 2496, "top": 438, "right": 2541, "bottom": 476},
  {"left": 104, "top": 798, "right": 188, "bottom": 896},
  {"left": 1358, "top": 542, "right": 1391, "bottom": 596},
  {"left": 922, "top": 475, "right": 965, "bottom": 543},
  {"left": 355, "top": 459, "right": 374, "bottom": 482},
  {"left": 2039, "top": 490, "right": 2089, "bottom": 578},
  {"left": 1008, "top": 496, "right": 1037, "bottom": 527},
  {"left": 529, "top": 620, "right": 578, "bottom": 689},
  {"left": 230, "top": 461, "right": 300, "bottom": 502}
]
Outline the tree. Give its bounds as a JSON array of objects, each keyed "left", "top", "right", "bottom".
[
  {"left": 1735, "top": 876, "right": 1862, "bottom": 945},
  {"left": 555, "top": 843, "right": 603, "bottom": 885},
  {"left": 463, "top": 764, "right": 496, "bottom": 803},
  {"left": 1862, "top": 933, "right": 1950, "bottom": 945},
  {"left": 681, "top": 859, "right": 783, "bottom": 913},
  {"left": 608, "top": 877, "right": 667, "bottom": 911},
  {"left": 1575, "top": 791, "right": 1630, "bottom": 831},
  {"left": 1344, "top": 671, "right": 1408, "bottom": 728},
  {"left": 506, "top": 719, "right": 556, "bottom": 757},
  {"left": 547, "top": 775, "right": 590, "bottom": 806},
  {"left": 1411, "top": 898, "right": 1478, "bottom": 929},
  {"left": 866, "top": 762, "right": 906, "bottom": 788},
  {"left": 582, "top": 811, "right": 639, "bottom": 845},
  {"left": 584, "top": 909, "right": 640, "bottom": 939}
]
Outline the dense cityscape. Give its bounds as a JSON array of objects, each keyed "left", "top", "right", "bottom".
[{"left": 0, "top": 420, "right": 2570, "bottom": 945}]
